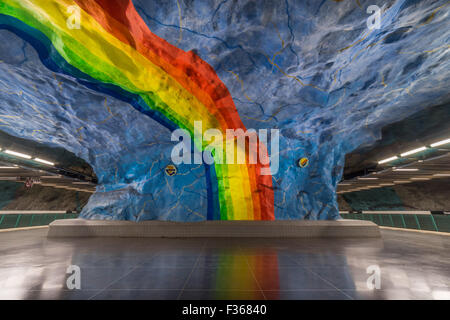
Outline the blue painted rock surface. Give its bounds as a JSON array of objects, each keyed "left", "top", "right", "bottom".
[{"left": 0, "top": 0, "right": 448, "bottom": 220}]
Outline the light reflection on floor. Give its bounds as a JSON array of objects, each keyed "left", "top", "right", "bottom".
[{"left": 0, "top": 228, "right": 448, "bottom": 300}]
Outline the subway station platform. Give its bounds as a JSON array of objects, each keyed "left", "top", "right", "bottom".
[{"left": 0, "top": 227, "right": 448, "bottom": 300}]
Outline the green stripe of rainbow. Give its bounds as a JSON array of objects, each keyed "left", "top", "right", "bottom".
[{"left": 0, "top": 0, "right": 275, "bottom": 220}]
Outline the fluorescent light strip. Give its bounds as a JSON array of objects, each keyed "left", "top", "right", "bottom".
[
  {"left": 430, "top": 138, "right": 450, "bottom": 148},
  {"left": 433, "top": 173, "right": 450, "bottom": 177},
  {"left": 34, "top": 158, "right": 54, "bottom": 166},
  {"left": 410, "top": 177, "right": 431, "bottom": 180},
  {"left": 393, "top": 168, "right": 419, "bottom": 172},
  {"left": 400, "top": 146, "right": 427, "bottom": 157},
  {"left": 0, "top": 166, "right": 18, "bottom": 169},
  {"left": 379, "top": 156, "right": 398, "bottom": 164},
  {"left": 357, "top": 177, "right": 379, "bottom": 180},
  {"left": 379, "top": 183, "right": 395, "bottom": 186},
  {"left": 5, "top": 150, "right": 32, "bottom": 159}
]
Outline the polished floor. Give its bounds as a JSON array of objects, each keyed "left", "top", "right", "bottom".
[{"left": 0, "top": 228, "right": 449, "bottom": 300}]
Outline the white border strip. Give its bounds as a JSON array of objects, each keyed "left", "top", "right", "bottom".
[
  {"left": 0, "top": 210, "right": 69, "bottom": 215},
  {"left": 340, "top": 210, "right": 431, "bottom": 215},
  {"left": 0, "top": 226, "right": 49, "bottom": 232},
  {"left": 379, "top": 226, "right": 450, "bottom": 236}
]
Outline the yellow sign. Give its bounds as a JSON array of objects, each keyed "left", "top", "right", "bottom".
[
  {"left": 165, "top": 164, "right": 177, "bottom": 176},
  {"left": 298, "top": 157, "right": 309, "bottom": 168}
]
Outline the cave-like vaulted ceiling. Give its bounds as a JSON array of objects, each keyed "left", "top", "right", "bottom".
[
  {"left": 344, "top": 101, "right": 450, "bottom": 177},
  {"left": 0, "top": 0, "right": 448, "bottom": 221}
]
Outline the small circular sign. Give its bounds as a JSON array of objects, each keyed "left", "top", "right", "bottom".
[
  {"left": 165, "top": 164, "right": 177, "bottom": 177},
  {"left": 298, "top": 157, "right": 309, "bottom": 168}
]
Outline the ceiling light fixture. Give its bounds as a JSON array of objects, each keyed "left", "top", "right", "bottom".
[
  {"left": 378, "top": 156, "right": 398, "bottom": 164},
  {"left": 430, "top": 138, "right": 450, "bottom": 148},
  {"left": 400, "top": 147, "right": 427, "bottom": 157},
  {"left": 393, "top": 168, "right": 419, "bottom": 172},
  {"left": 5, "top": 150, "right": 32, "bottom": 159},
  {"left": 34, "top": 158, "right": 54, "bottom": 166},
  {"left": 433, "top": 173, "right": 450, "bottom": 177},
  {"left": 357, "top": 177, "right": 379, "bottom": 180}
]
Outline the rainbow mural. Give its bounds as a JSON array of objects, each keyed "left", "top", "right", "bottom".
[{"left": 0, "top": 0, "right": 274, "bottom": 220}]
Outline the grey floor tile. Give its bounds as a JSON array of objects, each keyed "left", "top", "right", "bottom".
[
  {"left": 179, "top": 290, "right": 266, "bottom": 300},
  {"left": 26, "top": 289, "right": 100, "bottom": 300},
  {"left": 138, "top": 254, "right": 199, "bottom": 268},
  {"left": 91, "top": 289, "right": 181, "bottom": 300},
  {"left": 254, "top": 267, "right": 335, "bottom": 291},
  {"left": 108, "top": 267, "right": 192, "bottom": 290},
  {"left": 264, "top": 290, "right": 351, "bottom": 300},
  {"left": 29, "top": 266, "right": 135, "bottom": 290},
  {"left": 342, "top": 289, "right": 436, "bottom": 300}
]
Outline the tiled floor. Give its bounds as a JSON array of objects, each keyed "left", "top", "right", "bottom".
[{"left": 0, "top": 228, "right": 449, "bottom": 300}]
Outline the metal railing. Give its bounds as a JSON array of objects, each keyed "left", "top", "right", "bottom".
[
  {"left": 341, "top": 213, "right": 450, "bottom": 233},
  {"left": 0, "top": 211, "right": 79, "bottom": 229}
]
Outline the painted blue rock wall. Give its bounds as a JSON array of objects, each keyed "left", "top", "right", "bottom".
[{"left": 0, "top": 0, "right": 448, "bottom": 220}]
